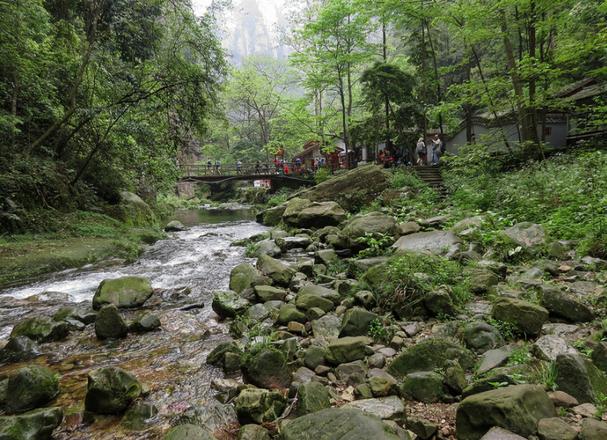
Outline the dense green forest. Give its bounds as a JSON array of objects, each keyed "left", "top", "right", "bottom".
[
  {"left": 207, "top": 0, "right": 607, "bottom": 161},
  {"left": 0, "top": 0, "right": 226, "bottom": 231}
]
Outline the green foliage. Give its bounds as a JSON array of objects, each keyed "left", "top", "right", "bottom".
[
  {"left": 444, "top": 149, "right": 607, "bottom": 257},
  {"left": 507, "top": 345, "right": 532, "bottom": 366},
  {"left": 266, "top": 188, "right": 292, "bottom": 207},
  {"left": 390, "top": 169, "right": 427, "bottom": 189},
  {"left": 0, "top": 0, "right": 226, "bottom": 228},
  {"left": 367, "top": 253, "right": 469, "bottom": 315},
  {"left": 531, "top": 362, "right": 558, "bottom": 391},
  {"left": 245, "top": 243, "right": 260, "bottom": 258},
  {"left": 367, "top": 317, "right": 394, "bottom": 344},
  {"left": 356, "top": 232, "right": 393, "bottom": 258},
  {"left": 487, "top": 317, "right": 519, "bottom": 341},
  {"left": 314, "top": 167, "right": 332, "bottom": 184}
]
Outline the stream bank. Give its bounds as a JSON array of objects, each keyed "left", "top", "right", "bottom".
[{"left": 0, "top": 204, "right": 264, "bottom": 439}]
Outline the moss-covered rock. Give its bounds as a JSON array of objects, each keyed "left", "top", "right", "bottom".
[
  {"left": 229, "top": 263, "right": 269, "bottom": 294},
  {"left": 129, "top": 313, "right": 161, "bottom": 333},
  {"left": 297, "top": 165, "right": 391, "bottom": 211},
  {"left": 234, "top": 388, "right": 287, "bottom": 424},
  {"left": 541, "top": 286, "right": 594, "bottom": 323},
  {"left": 254, "top": 285, "right": 287, "bottom": 302},
  {"left": 244, "top": 348, "right": 291, "bottom": 389},
  {"left": 400, "top": 371, "right": 445, "bottom": 403},
  {"left": 206, "top": 342, "right": 242, "bottom": 373},
  {"left": 238, "top": 424, "right": 271, "bottom": 440},
  {"left": 387, "top": 338, "right": 475, "bottom": 378},
  {"left": 297, "top": 382, "right": 331, "bottom": 415},
  {"left": 492, "top": 297, "right": 548, "bottom": 337},
  {"left": 340, "top": 307, "right": 379, "bottom": 337},
  {"left": 280, "top": 407, "right": 401, "bottom": 440},
  {"left": 456, "top": 385, "right": 555, "bottom": 440},
  {"left": 0, "top": 336, "right": 40, "bottom": 363},
  {"left": 258, "top": 205, "right": 286, "bottom": 226},
  {"left": 0, "top": 407, "right": 63, "bottom": 440},
  {"left": 5, "top": 365, "right": 59, "bottom": 414},
  {"left": 555, "top": 353, "right": 607, "bottom": 403},
  {"left": 283, "top": 198, "right": 313, "bottom": 225},
  {"left": 326, "top": 337, "right": 373, "bottom": 365},
  {"left": 95, "top": 305, "right": 128, "bottom": 340},
  {"left": 92, "top": 276, "right": 153, "bottom": 310},
  {"left": 256, "top": 255, "right": 295, "bottom": 286},
  {"left": 292, "top": 202, "right": 347, "bottom": 228},
  {"left": 107, "top": 191, "right": 156, "bottom": 227},
  {"left": 10, "top": 316, "right": 69, "bottom": 343},
  {"left": 211, "top": 291, "right": 250, "bottom": 319},
  {"left": 342, "top": 212, "right": 398, "bottom": 246},
  {"left": 277, "top": 304, "right": 307, "bottom": 324},
  {"left": 84, "top": 367, "right": 142, "bottom": 414}
]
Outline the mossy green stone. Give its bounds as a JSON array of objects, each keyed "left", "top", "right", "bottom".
[
  {"left": 10, "top": 316, "right": 69, "bottom": 343},
  {"left": 280, "top": 407, "right": 401, "bottom": 440},
  {"left": 85, "top": 367, "right": 142, "bottom": 414},
  {"left": 456, "top": 384, "right": 555, "bottom": 440},
  {"left": 0, "top": 407, "right": 63, "bottom": 440},
  {"left": 297, "top": 382, "right": 331, "bottom": 415},
  {"left": 387, "top": 338, "right": 475, "bottom": 378},
  {"left": 92, "top": 276, "right": 153, "bottom": 310},
  {"left": 235, "top": 388, "right": 287, "bottom": 424},
  {"left": 5, "top": 365, "right": 59, "bottom": 413},
  {"left": 244, "top": 348, "right": 291, "bottom": 389}
]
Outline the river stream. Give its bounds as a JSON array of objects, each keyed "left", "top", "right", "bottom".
[{"left": 0, "top": 206, "right": 265, "bottom": 439}]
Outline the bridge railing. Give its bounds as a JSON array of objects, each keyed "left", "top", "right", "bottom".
[{"left": 180, "top": 162, "right": 317, "bottom": 178}]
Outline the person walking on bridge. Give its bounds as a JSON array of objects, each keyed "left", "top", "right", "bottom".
[
  {"left": 214, "top": 159, "right": 221, "bottom": 174},
  {"left": 236, "top": 160, "right": 242, "bottom": 174}
]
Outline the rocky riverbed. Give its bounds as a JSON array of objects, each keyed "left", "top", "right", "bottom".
[{"left": 2, "top": 166, "right": 607, "bottom": 440}]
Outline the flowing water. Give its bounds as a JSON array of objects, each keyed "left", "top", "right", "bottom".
[{"left": 0, "top": 206, "right": 265, "bottom": 439}]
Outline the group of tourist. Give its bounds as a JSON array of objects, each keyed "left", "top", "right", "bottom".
[{"left": 416, "top": 134, "right": 445, "bottom": 166}]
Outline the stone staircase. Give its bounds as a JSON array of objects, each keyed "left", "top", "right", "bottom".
[{"left": 413, "top": 166, "right": 447, "bottom": 196}]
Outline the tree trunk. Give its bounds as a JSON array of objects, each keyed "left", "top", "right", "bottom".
[
  {"left": 500, "top": 11, "right": 536, "bottom": 146},
  {"left": 337, "top": 69, "right": 350, "bottom": 167}
]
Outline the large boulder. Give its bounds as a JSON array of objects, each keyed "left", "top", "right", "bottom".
[
  {"left": 0, "top": 336, "right": 40, "bottom": 364},
  {"left": 541, "top": 286, "right": 594, "bottom": 323},
  {"left": 256, "top": 255, "right": 295, "bottom": 286},
  {"left": 283, "top": 198, "right": 313, "bottom": 225},
  {"left": 238, "top": 424, "right": 271, "bottom": 440},
  {"left": 108, "top": 191, "right": 156, "bottom": 226},
  {"left": 463, "top": 321, "right": 504, "bottom": 354},
  {"left": 296, "top": 284, "right": 340, "bottom": 313},
  {"left": 387, "top": 338, "right": 475, "bottom": 378},
  {"left": 277, "top": 304, "right": 307, "bottom": 324},
  {"left": 254, "top": 239, "right": 282, "bottom": 258},
  {"left": 326, "top": 337, "right": 372, "bottom": 365},
  {"left": 296, "top": 382, "right": 331, "bottom": 415},
  {"left": 581, "top": 419, "right": 607, "bottom": 440},
  {"left": 164, "top": 424, "right": 214, "bottom": 440},
  {"left": 211, "top": 291, "right": 250, "bottom": 319},
  {"left": 555, "top": 353, "right": 607, "bottom": 403},
  {"left": 297, "top": 165, "right": 392, "bottom": 211},
  {"left": 492, "top": 297, "right": 548, "bottom": 337},
  {"left": 456, "top": 385, "right": 556, "bottom": 440},
  {"left": 10, "top": 317, "right": 69, "bottom": 343},
  {"left": 165, "top": 220, "right": 186, "bottom": 232},
  {"left": 343, "top": 396, "right": 405, "bottom": 421},
  {"left": 503, "top": 222, "right": 546, "bottom": 248},
  {"left": 84, "top": 367, "right": 142, "bottom": 414},
  {"left": 243, "top": 348, "right": 291, "bottom": 389},
  {"left": 0, "top": 407, "right": 63, "bottom": 440},
  {"left": 391, "top": 231, "right": 460, "bottom": 256},
  {"left": 234, "top": 388, "right": 287, "bottom": 424},
  {"left": 92, "top": 276, "right": 153, "bottom": 310},
  {"left": 230, "top": 263, "right": 269, "bottom": 294},
  {"left": 95, "top": 305, "right": 128, "bottom": 340},
  {"left": 292, "top": 202, "right": 347, "bottom": 228},
  {"left": 400, "top": 371, "right": 445, "bottom": 403},
  {"left": 254, "top": 285, "right": 287, "bottom": 302},
  {"left": 4, "top": 365, "right": 59, "bottom": 414},
  {"left": 342, "top": 212, "right": 398, "bottom": 246},
  {"left": 258, "top": 205, "right": 286, "bottom": 226},
  {"left": 280, "top": 407, "right": 401, "bottom": 440},
  {"left": 340, "top": 307, "right": 379, "bottom": 337}
]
